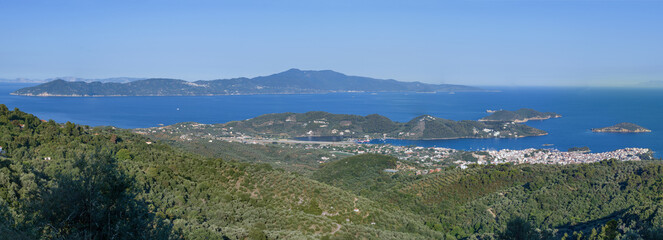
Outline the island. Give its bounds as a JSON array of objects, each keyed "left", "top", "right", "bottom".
[
  {"left": 11, "top": 69, "right": 482, "bottom": 97},
  {"left": 568, "top": 146, "right": 590, "bottom": 153},
  {"left": 479, "top": 108, "right": 561, "bottom": 123},
  {"left": 592, "top": 122, "right": 651, "bottom": 133},
  {"left": 135, "top": 111, "right": 548, "bottom": 141}
]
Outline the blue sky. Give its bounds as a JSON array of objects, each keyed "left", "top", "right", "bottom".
[{"left": 1, "top": 0, "right": 662, "bottom": 86}]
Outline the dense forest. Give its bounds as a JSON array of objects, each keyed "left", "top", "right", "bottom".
[
  {"left": 1, "top": 105, "right": 663, "bottom": 239},
  {"left": 0, "top": 105, "right": 443, "bottom": 239}
]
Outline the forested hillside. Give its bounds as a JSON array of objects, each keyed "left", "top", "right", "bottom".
[
  {"left": 153, "top": 137, "right": 332, "bottom": 175},
  {"left": 1, "top": 105, "right": 663, "bottom": 239},
  {"left": 313, "top": 156, "right": 663, "bottom": 239},
  {"left": 0, "top": 105, "right": 443, "bottom": 239}
]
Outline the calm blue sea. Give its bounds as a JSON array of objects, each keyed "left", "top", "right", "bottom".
[{"left": 1, "top": 83, "right": 661, "bottom": 157}]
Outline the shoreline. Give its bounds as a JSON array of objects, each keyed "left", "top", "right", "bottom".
[
  {"left": 10, "top": 89, "right": 492, "bottom": 97},
  {"left": 371, "top": 133, "right": 548, "bottom": 141},
  {"left": 220, "top": 137, "right": 357, "bottom": 146},
  {"left": 266, "top": 132, "right": 548, "bottom": 142},
  {"left": 591, "top": 129, "right": 652, "bottom": 133},
  {"left": 478, "top": 115, "right": 562, "bottom": 123}
]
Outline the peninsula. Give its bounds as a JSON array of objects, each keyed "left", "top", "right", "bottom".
[
  {"left": 479, "top": 108, "right": 561, "bottom": 123},
  {"left": 592, "top": 122, "right": 651, "bottom": 133},
  {"left": 11, "top": 69, "right": 481, "bottom": 97},
  {"left": 136, "top": 111, "right": 548, "bottom": 141}
]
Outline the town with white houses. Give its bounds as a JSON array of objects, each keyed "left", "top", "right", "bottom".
[{"left": 136, "top": 123, "right": 655, "bottom": 175}]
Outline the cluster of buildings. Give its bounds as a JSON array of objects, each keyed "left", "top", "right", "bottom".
[
  {"left": 483, "top": 148, "right": 650, "bottom": 165},
  {"left": 282, "top": 142, "right": 652, "bottom": 173},
  {"left": 317, "top": 144, "right": 455, "bottom": 164}
]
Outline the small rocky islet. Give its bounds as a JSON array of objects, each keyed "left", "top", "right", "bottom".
[{"left": 592, "top": 122, "right": 651, "bottom": 133}]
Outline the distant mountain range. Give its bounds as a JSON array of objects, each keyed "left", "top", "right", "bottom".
[
  {"left": 44, "top": 77, "right": 144, "bottom": 83},
  {"left": 0, "top": 77, "right": 143, "bottom": 84},
  {"left": 0, "top": 78, "right": 46, "bottom": 83},
  {"left": 11, "top": 69, "right": 481, "bottom": 96}
]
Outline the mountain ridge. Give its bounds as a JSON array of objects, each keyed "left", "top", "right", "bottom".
[
  {"left": 12, "top": 69, "right": 482, "bottom": 96},
  {"left": 138, "top": 111, "right": 548, "bottom": 140}
]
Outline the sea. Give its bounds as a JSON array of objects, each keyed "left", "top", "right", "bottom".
[{"left": 1, "top": 83, "right": 661, "bottom": 157}]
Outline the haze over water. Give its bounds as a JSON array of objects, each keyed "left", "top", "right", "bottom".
[{"left": 2, "top": 83, "right": 661, "bottom": 157}]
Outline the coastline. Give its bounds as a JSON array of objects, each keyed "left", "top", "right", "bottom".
[
  {"left": 10, "top": 89, "right": 491, "bottom": 97},
  {"left": 283, "top": 132, "right": 549, "bottom": 142},
  {"left": 591, "top": 129, "right": 652, "bottom": 133},
  {"left": 591, "top": 123, "right": 652, "bottom": 133},
  {"left": 365, "top": 132, "right": 548, "bottom": 141},
  {"left": 479, "top": 115, "right": 562, "bottom": 123}
]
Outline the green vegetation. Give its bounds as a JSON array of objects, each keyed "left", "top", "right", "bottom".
[
  {"left": 168, "top": 139, "right": 333, "bottom": 175},
  {"left": 152, "top": 111, "right": 548, "bottom": 140},
  {"left": 2, "top": 105, "right": 663, "bottom": 239},
  {"left": 314, "top": 154, "right": 407, "bottom": 198},
  {"left": 0, "top": 105, "right": 443, "bottom": 239},
  {"left": 480, "top": 108, "right": 561, "bottom": 123},
  {"left": 400, "top": 115, "right": 545, "bottom": 139},
  {"left": 387, "top": 161, "right": 663, "bottom": 239},
  {"left": 568, "top": 146, "right": 590, "bottom": 152},
  {"left": 12, "top": 69, "right": 480, "bottom": 96},
  {"left": 312, "top": 158, "right": 663, "bottom": 239}
]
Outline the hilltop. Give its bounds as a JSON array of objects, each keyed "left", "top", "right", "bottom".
[
  {"left": 11, "top": 69, "right": 481, "bottom": 96},
  {"left": 314, "top": 154, "right": 399, "bottom": 195},
  {"left": 592, "top": 122, "right": 652, "bottom": 133},
  {"left": 137, "top": 111, "right": 548, "bottom": 141},
  {"left": 480, "top": 108, "right": 561, "bottom": 123}
]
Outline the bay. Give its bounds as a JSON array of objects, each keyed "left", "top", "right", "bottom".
[{"left": 1, "top": 83, "right": 661, "bottom": 157}]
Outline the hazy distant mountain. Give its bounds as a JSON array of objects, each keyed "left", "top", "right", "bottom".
[
  {"left": 12, "top": 69, "right": 481, "bottom": 96},
  {"left": 0, "top": 78, "right": 46, "bottom": 83},
  {"left": 44, "top": 77, "right": 144, "bottom": 83},
  {"left": 0, "top": 77, "right": 144, "bottom": 84},
  {"left": 635, "top": 80, "right": 663, "bottom": 88}
]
